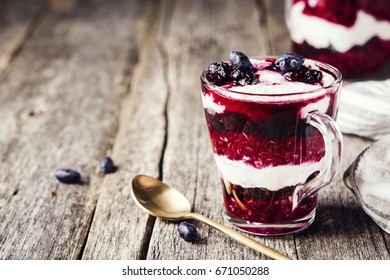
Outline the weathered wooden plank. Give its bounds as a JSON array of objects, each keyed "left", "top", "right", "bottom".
[
  {"left": 261, "top": 0, "right": 291, "bottom": 55},
  {"left": 1, "top": 0, "right": 388, "bottom": 261},
  {"left": 0, "top": 0, "right": 48, "bottom": 77},
  {"left": 144, "top": 0, "right": 297, "bottom": 260},
  {"left": 81, "top": 1, "right": 169, "bottom": 259},
  {"left": 0, "top": 0, "right": 149, "bottom": 259},
  {"left": 0, "top": 0, "right": 49, "bottom": 145}
]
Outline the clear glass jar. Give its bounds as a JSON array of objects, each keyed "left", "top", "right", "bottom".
[{"left": 285, "top": 0, "right": 390, "bottom": 77}]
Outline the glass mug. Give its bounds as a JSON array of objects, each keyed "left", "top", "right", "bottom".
[
  {"left": 285, "top": 0, "right": 390, "bottom": 77},
  {"left": 200, "top": 58, "right": 342, "bottom": 236}
]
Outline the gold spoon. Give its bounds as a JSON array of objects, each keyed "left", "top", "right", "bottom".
[{"left": 131, "top": 174, "right": 291, "bottom": 260}]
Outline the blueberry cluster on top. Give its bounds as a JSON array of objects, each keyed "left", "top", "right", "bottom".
[
  {"left": 272, "top": 53, "right": 323, "bottom": 84},
  {"left": 205, "top": 52, "right": 323, "bottom": 86},
  {"left": 205, "top": 51, "right": 257, "bottom": 86}
]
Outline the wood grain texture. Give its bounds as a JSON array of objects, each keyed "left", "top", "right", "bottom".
[
  {"left": 82, "top": 1, "right": 169, "bottom": 259},
  {"left": 0, "top": 0, "right": 149, "bottom": 259},
  {"left": 0, "top": 0, "right": 389, "bottom": 260},
  {"left": 0, "top": 0, "right": 48, "bottom": 77}
]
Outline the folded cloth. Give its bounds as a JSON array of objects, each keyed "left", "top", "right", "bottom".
[
  {"left": 337, "top": 79, "right": 390, "bottom": 140},
  {"left": 343, "top": 135, "right": 390, "bottom": 234}
]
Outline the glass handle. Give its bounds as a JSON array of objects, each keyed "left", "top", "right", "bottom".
[{"left": 293, "top": 111, "right": 343, "bottom": 207}]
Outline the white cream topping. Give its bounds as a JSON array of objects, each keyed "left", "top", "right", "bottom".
[
  {"left": 228, "top": 60, "right": 335, "bottom": 100},
  {"left": 234, "top": 70, "right": 324, "bottom": 94},
  {"left": 214, "top": 154, "right": 325, "bottom": 191},
  {"left": 287, "top": 2, "right": 390, "bottom": 52},
  {"left": 202, "top": 76, "right": 332, "bottom": 117},
  {"left": 233, "top": 82, "right": 321, "bottom": 95},
  {"left": 201, "top": 93, "right": 225, "bottom": 115}
]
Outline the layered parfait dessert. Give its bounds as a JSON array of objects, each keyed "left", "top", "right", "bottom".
[
  {"left": 286, "top": 0, "right": 390, "bottom": 76},
  {"left": 201, "top": 52, "right": 341, "bottom": 235}
]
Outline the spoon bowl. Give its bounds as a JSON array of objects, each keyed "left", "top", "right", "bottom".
[
  {"left": 132, "top": 174, "right": 191, "bottom": 220},
  {"left": 131, "top": 174, "right": 292, "bottom": 260}
]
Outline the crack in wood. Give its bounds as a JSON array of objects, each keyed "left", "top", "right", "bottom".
[
  {"left": 138, "top": 215, "right": 156, "bottom": 259},
  {"left": 78, "top": 0, "right": 172, "bottom": 260},
  {"left": 134, "top": 0, "right": 176, "bottom": 260},
  {"left": 77, "top": 203, "right": 97, "bottom": 260},
  {"left": 157, "top": 44, "right": 169, "bottom": 182},
  {"left": 136, "top": 0, "right": 174, "bottom": 259}
]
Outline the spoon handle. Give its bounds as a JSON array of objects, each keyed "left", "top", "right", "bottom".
[{"left": 186, "top": 212, "right": 292, "bottom": 260}]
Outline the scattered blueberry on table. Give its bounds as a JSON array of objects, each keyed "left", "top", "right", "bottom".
[
  {"left": 178, "top": 221, "right": 198, "bottom": 242},
  {"left": 55, "top": 169, "right": 81, "bottom": 184},
  {"left": 100, "top": 156, "right": 117, "bottom": 174}
]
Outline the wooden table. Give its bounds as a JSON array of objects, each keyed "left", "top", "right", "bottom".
[{"left": 0, "top": 0, "right": 389, "bottom": 260}]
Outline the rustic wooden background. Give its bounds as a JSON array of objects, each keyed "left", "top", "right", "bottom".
[{"left": 0, "top": 0, "right": 389, "bottom": 260}]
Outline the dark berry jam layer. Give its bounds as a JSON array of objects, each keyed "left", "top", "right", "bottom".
[
  {"left": 293, "top": 37, "right": 390, "bottom": 77},
  {"left": 223, "top": 181, "right": 317, "bottom": 235},
  {"left": 205, "top": 109, "right": 326, "bottom": 168},
  {"left": 202, "top": 79, "right": 339, "bottom": 168}
]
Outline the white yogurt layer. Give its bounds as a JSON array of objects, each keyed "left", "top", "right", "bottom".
[
  {"left": 227, "top": 59, "right": 335, "bottom": 102},
  {"left": 202, "top": 88, "right": 331, "bottom": 118},
  {"left": 287, "top": 1, "right": 390, "bottom": 52},
  {"left": 214, "top": 154, "right": 325, "bottom": 191},
  {"left": 201, "top": 93, "right": 225, "bottom": 115},
  {"left": 232, "top": 66, "right": 334, "bottom": 95}
]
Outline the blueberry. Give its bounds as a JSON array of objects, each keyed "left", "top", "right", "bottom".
[
  {"left": 284, "top": 66, "right": 322, "bottom": 84},
  {"left": 230, "top": 68, "right": 257, "bottom": 86},
  {"left": 205, "top": 61, "right": 231, "bottom": 85},
  {"left": 229, "top": 51, "right": 254, "bottom": 72},
  {"left": 274, "top": 53, "right": 304, "bottom": 72},
  {"left": 55, "top": 169, "right": 81, "bottom": 184},
  {"left": 100, "top": 156, "right": 117, "bottom": 174},
  {"left": 178, "top": 221, "right": 198, "bottom": 242}
]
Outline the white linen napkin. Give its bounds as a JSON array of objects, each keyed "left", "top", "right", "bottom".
[{"left": 337, "top": 79, "right": 390, "bottom": 140}]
